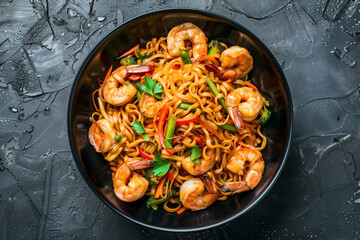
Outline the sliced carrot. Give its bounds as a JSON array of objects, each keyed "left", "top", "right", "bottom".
[
  {"left": 176, "top": 206, "right": 187, "bottom": 215},
  {"left": 155, "top": 177, "right": 167, "bottom": 199}
]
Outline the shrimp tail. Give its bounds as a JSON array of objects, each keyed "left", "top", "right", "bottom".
[
  {"left": 229, "top": 106, "right": 245, "bottom": 130},
  {"left": 202, "top": 174, "right": 218, "bottom": 194},
  {"left": 220, "top": 181, "right": 249, "bottom": 194}
]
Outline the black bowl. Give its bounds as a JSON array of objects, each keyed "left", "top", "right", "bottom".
[{"left": 67, "top": 9, "right": 293, "bottom": 232}]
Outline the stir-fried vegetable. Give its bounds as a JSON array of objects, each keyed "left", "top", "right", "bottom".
[
  {"left": 140, "top": 76, "right": 164, "bottom": 100},
  {"left": 145, "top": 169, "right": 159, "bottom": 185},
  {"left": 120, "top": 57, "right": 137, "bottom": 66},
  {"left": 152, "top": 157, "right": 171, "bottom": 177},
  {"left": 130, "top": 121, "right": 150, "bottom": 141},
  {"left": 205, "top": 77, "right": 228, "bottom": 113},
  {"left": 146, "top": 189, "right": 175, "bottom": 210},
  {"left": 137, "top": 50, "right": 155, "bottom": 60},
  {"left": 158, "top": 106, "right": 174, "bottom": 155},
  {"left": 165, "top": 115, "right": 176, "bottom": 149},
  {"left": 208, "top": 40, "right": 223, "bottom": 56},
  {"left": 179, "top": 49, "right": 192, "bottom": 64},
  {"left": 115, "top": 135, "right": 122, "bottom": 141},
  {"left": 178, "top": 103, "right": 204, "bottom": 113},
  {"left": 218, "top": 124, "right": 238, "bottom": 132}
]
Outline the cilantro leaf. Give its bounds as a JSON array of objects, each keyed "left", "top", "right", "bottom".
[
  {"left": 130, "top": 121, "right": 150, "bottom": 141},
  {"left": 152, "top": 157, "right": 171, "bottom": 177},
  {"left": 190, "top": 145, "right": 202, "bottom": 162},
  {"left": 192, "top": 159, "right": 200, "bottom": 164},
  {"left": 153, "top": 82, "right": 164, "bottom": 99},
  {"left": 137, "top": 50, "right": 155, "bottom": 60},
  {"left": 164, "top": 139, "right": 172, "bottom": 149},
  {"left": 140, "top": 76, "right": 156, "bottom": 95}
]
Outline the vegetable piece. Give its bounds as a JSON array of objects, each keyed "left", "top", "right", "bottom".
[
  {"left": 158, "top": 106, "right": 174, "bottom": 155},
  {"left": 259, "top": 104, "right": 271, "bottom": 125},
  {"left": 172, "top": 134, "right": 185, "bottom": 146},
  {"left": 119, "top": 44, "right": 139, "bottom": 58},
  {"left": 208, "top": 40, "right": 223, "bottom": 56},
  {"left": 178, "top": 103, "right": 204, "bottom": 113},
  {"left": 145, "top": 169, "right": 159, "bottom": 185},
  {"left": 115, "top": 135, "right": 122, "bottom": 142},
  {"left": 120, "top": 57, "right": 137, "bottom": 66},
  {"left": 110, "top": 167, "right": 118, "bottom": 172},
  {"left": 146, "top": 189, "right": 175, "bottom": 210},
  {"left": 137, "top": 50, "right": 155, "bottom": 60},
  {"left": 218, "top": 124, "right": 238, "bottom": 132},
  {"left": 128, "top": 74, "right": 141, "bottom": 81},
  {"left": 205, "top": 77, "right": 228, "bottom": 113},
  {"left": 172, "top": 64, "right": 180, "bottom": 70},
  {"left": 138, "top": 147, "right": 154, "bottom": 160},
  {"left": 193, "top": 136, "right": 205, "bottom": 149},
  {"left": 190, "top": 145, "right": 201, "bottom": 164},
  {"left": 130, "top": 121, "right": 150, "bottom": 141},
  {"left": 176, "top": 206, "right": 187, "bottom": 215},
  {"left": 152, "top": 157, "right": 171, "bottom": 177},
  {"left": 155, "top": 177, "right": 167, "bottom": 198},
  {"left": 164, "top": 115, "right": 176, "bottom": 149},
  {"left": 126, "top": 65, "right": 154, "bottom": 74},
  {"left": 175, "top": 115, "right": 198, "bottom": 125},
  {"left": 166, "top": 171, "right": 175, "bottom": 181},
  {"left": 153, "top": 82, "right": 164, "bottom": 100},
  {"left": 145, "top": 72, "right": 152, "bottom": 78},
  {"left": 178, "top": 49, "right": 192, "bottom": 64}
]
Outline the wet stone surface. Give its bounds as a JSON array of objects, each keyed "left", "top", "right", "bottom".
[{"left": 1, "top": 0, "right": 360, "bottom": 239}]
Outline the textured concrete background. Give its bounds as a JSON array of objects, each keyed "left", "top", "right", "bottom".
[{"left": 1, "top": 0, "right": 360, "bottom": 239}]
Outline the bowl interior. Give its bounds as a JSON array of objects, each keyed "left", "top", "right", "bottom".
[{"left": 68, "top": 10, "right": 292, "bottom": 232}]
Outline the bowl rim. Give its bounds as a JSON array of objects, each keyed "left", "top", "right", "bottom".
[{"left": 67, "top": 8, "right": 293, "bottom": 232}]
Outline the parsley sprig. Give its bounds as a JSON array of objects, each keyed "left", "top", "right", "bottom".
[
  {"left": 187, "top": 145, "right": 201, "bottom": 164},
  {"left": 137, "top": 50, "right": 155, "bottom": 60},
  {"left": 140, "top": 76, "right": 164, "bottom": 99},
  {"left": 151, "top": 157, "right": 171, "bottom": 177},
  {"left": 130, "top": 121, "right": 150, "bottom": 141}
]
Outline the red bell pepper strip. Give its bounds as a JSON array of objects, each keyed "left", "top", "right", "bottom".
[
  {"left": 158, "top": 106, "right": 174, "bottom": 155},
  {"left": 137, "top": 147, "right": 154, "bottom": 160},
  {"left": 128, "top": 74, "right": 142, "bottom": 81},
  {"left": 194, "top": 136, "right": 205, "bottom": 149},
  {"left": 166, "top": 171, "right": 175, "bottom": 181},
  {"left": 119, "top": 44, "right": 139, "bottom": 58},
  {"left": 172, "top": 134, "right": 185, "bottom": 146},
  {"left": 175, "top": 116, "right": 198, "bottom": 125},
  {"left": 172, "top": 64, "right": 180, "bottom": 70}
]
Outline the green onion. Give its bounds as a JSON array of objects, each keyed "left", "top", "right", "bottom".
[
  {"left": 218, "top": 124, "right": 238, "bottom": 132},
  {"left": 146, "top": 190, "right": 175, "bottom": 210},
  {"left": 178, "top": 103, "right": 204, "bottom": 113},
  {"left": 164, "top": 115, "right": 176, "bottom": 149},
  {"left": 115, "top": 135, "right": 122, "bottom": 141},
  {"left": 136, "top": 90, "right": 141, "bottom": 101},
  {"left": 179, "top": 49, "right": 192, "bottom": 64},
  {"left": 205, "top": 77, "right": 228, "bottom": 113}
]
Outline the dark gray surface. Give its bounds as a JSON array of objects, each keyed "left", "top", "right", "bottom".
[{"left": 0, "top": 0, "right": 359, "bottom": 239}]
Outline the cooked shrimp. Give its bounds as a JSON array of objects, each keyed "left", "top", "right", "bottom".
[
  {"left": 226, "top": 87, "right": 263, "bottom": 130},
  {"left": 220, "top": 46, "right": 253, "bottom": 80},
  {"left": 167, "top": 22, "right": 207, "bottom": 60},
  {"left": 179, "top": 175, "right": 219, "bottom": 211},
  {"left": 113, "top": 163, "right": 149, "bottom": 202},
  {"left": 101, "top": 66, "right": 137, "bottom": 106},
  {"left": 139, "top": 92, "right": 163, "bottom": 118},
  {"left": 182, "top": 147, "right": 216, "bottom": 176},
  {"left": 88, "top": 118, "right": 116, "bottom": 153},
  {"left": 220, "top": 145, "right": 264, "bottom": 194}
]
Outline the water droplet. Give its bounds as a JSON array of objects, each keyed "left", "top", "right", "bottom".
[
  {"left": 0, "top": 166, "right": 4, "bottom": 171},
  {"left": 67, "top": 8, "right": 77, "bottom": 18},
  {"left": 9, "top": 106, "right": 18, "bottom": 113},
  {"left": 97, "top": 16, "right": 106, "bottom": 22},
  {"left": 44, "top": 106, "right": 51, "bottom": 115}
]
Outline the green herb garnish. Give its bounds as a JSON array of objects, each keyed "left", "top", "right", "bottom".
[
  {"left": 140, "top": 76, "right": 164, "bottom": 99},
  {"left": 130, "top": 121, "right": 150, "bottom": 141},
  {"left": 137, "top": 50, "right": 155, "bottom": 60},
  {"left": 151, "top": 157, "right": 171, "bottom": 177}
]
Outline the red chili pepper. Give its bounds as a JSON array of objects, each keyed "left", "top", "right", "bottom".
[
  {"left": 137, "top": 147, "right": 153, "bottom": 160},
  {"left": 172, "top": 134, "right": 185, "bottom": 146},
  {"left": 172, "top": 64, "right": 180, "bottom": 70},
  {"left": 119, "top": 44, "right": 139, "bottom": 58},
  {"left": 128, "top": 74, "right": 141, "bottom": 81},
  {"left": 194, "top": 136, "right": 205, "bottom": 149},
  {"left": 166, "top": 171, "right": 175, "bottom": 181},
  {"left": 158, "top": 106, "right": 174, "bottom": 155}
]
